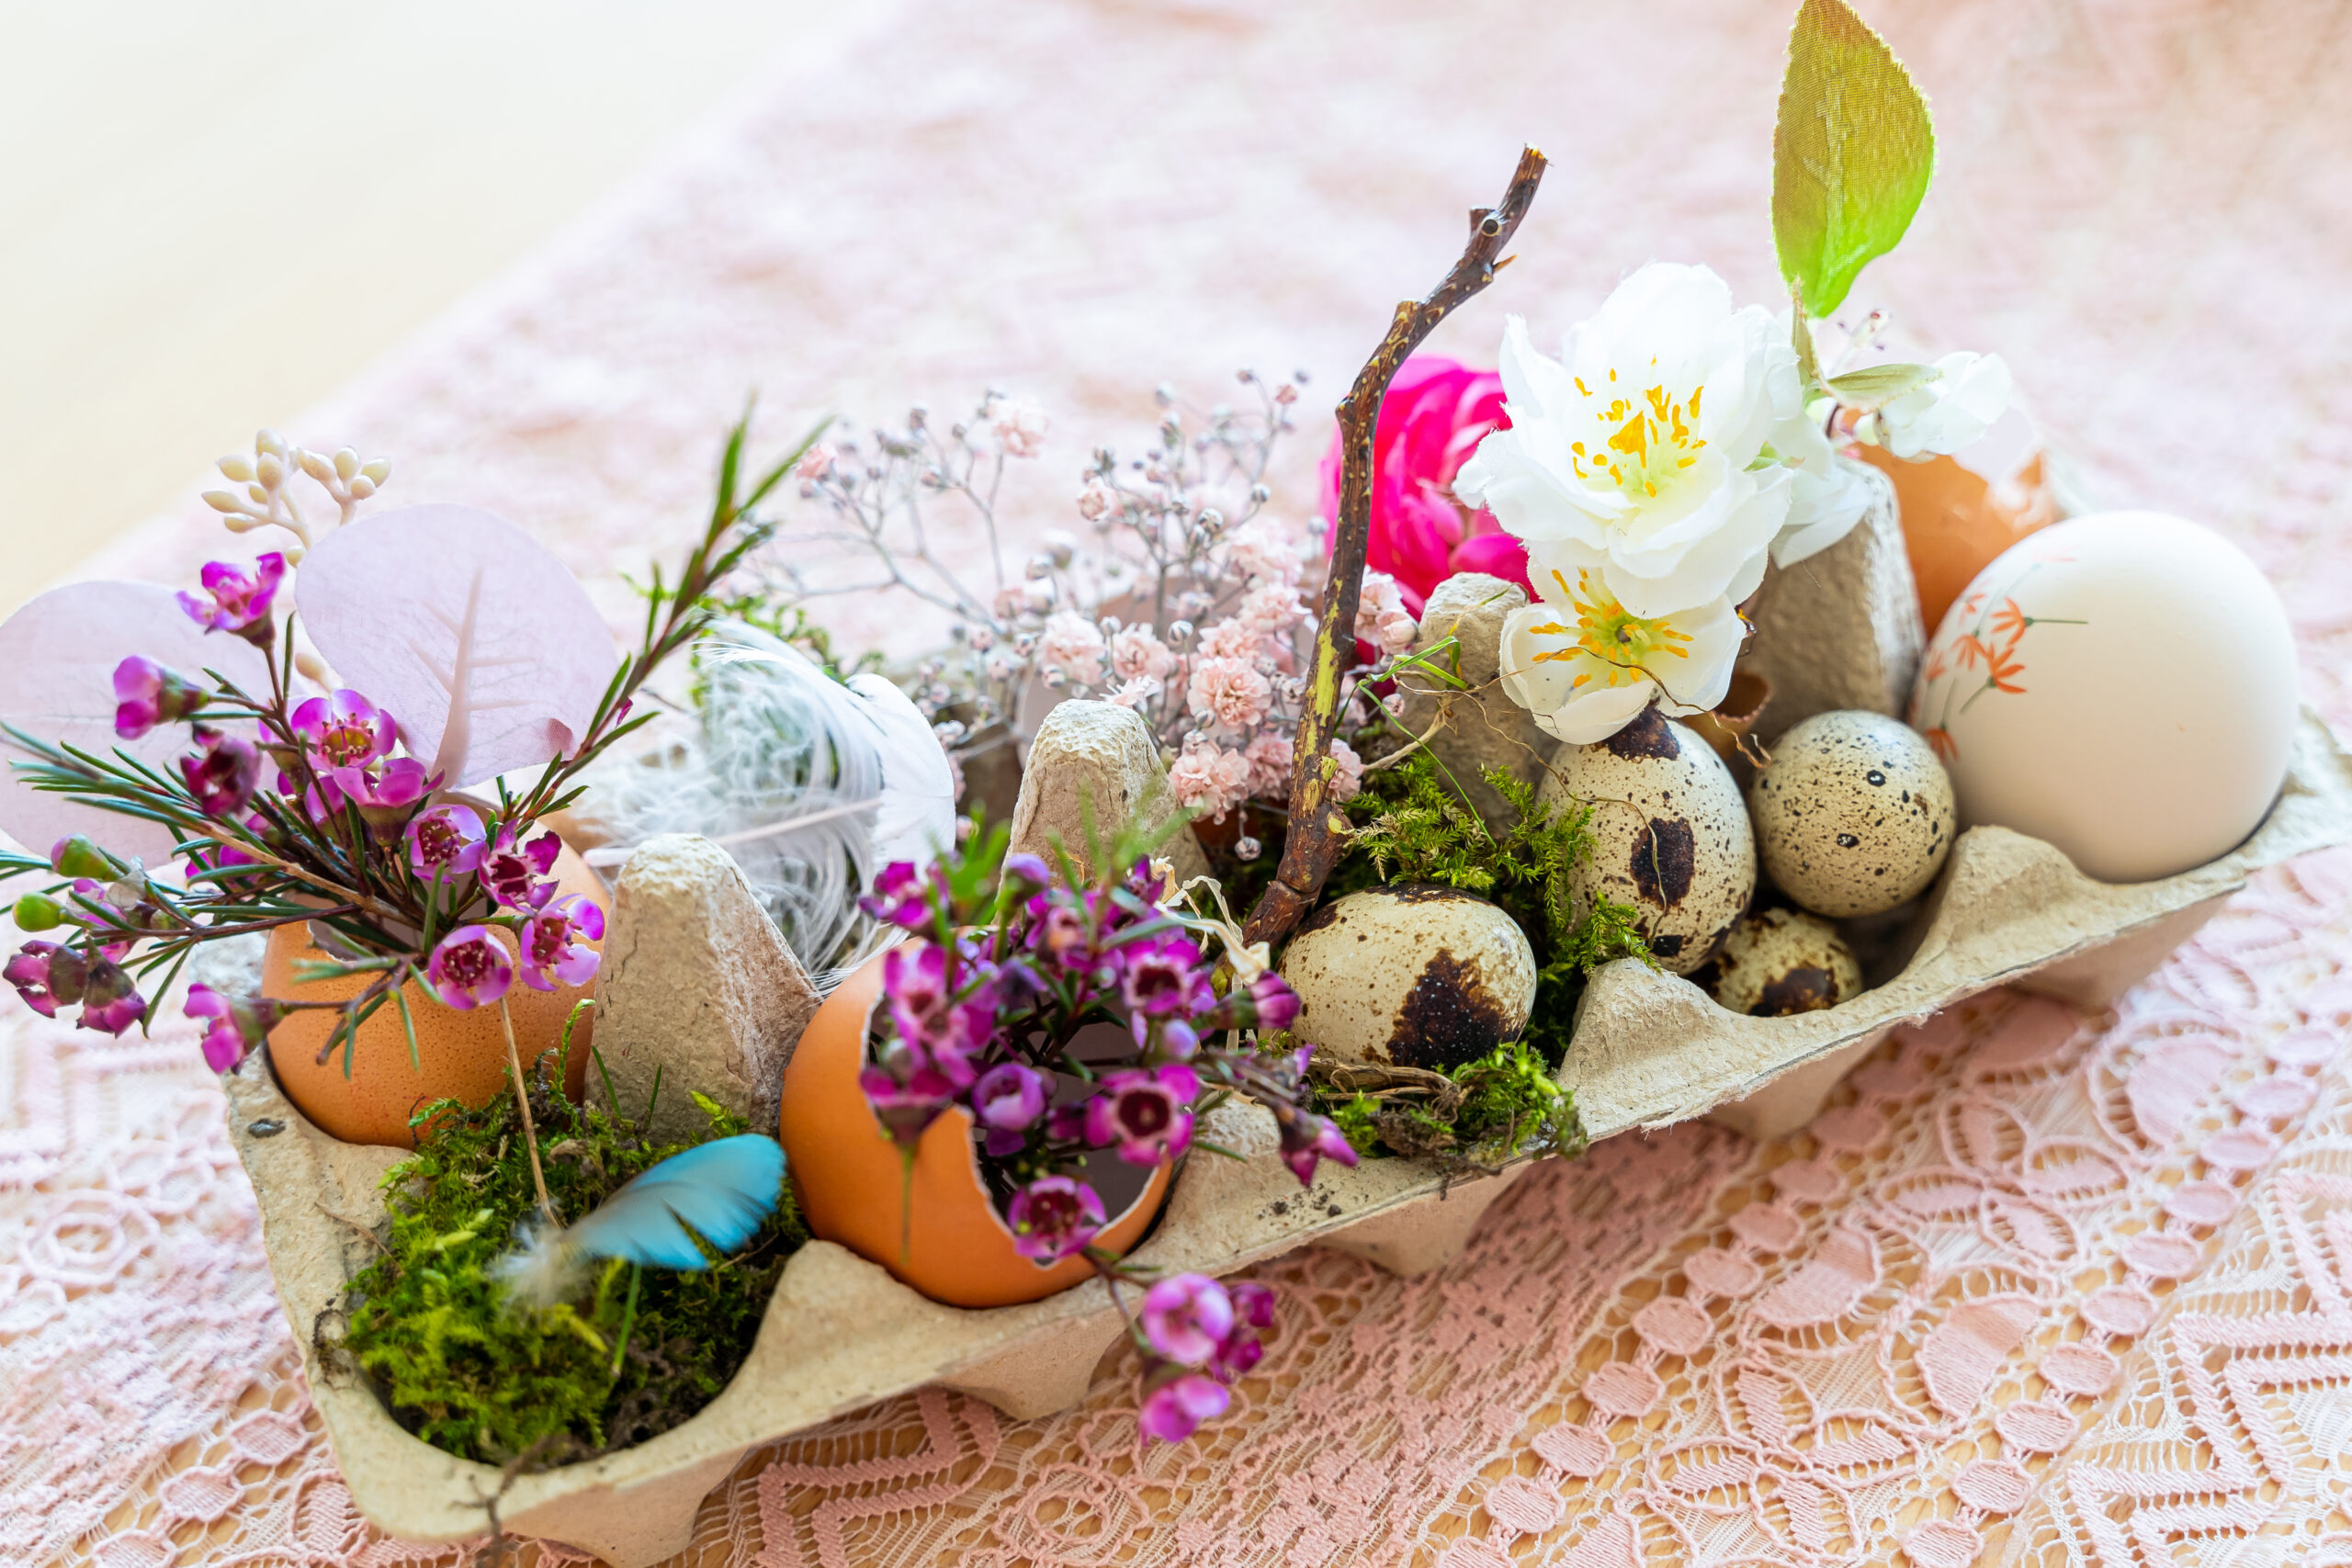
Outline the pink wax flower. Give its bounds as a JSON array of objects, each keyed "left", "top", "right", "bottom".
[
  {"left": 1215, "top": 1280, "right": 1277, "bottom": 1381},
  {"left": 334, "top": 758, "right": 435, "bottom": 839},
  {"left": 185, "top": 984, "right": 284, "bottom": 1072},
  {"left": 291, "top": 690, "right": 396, "bottom": 772},
  {"left": 179, "top": 728, "right": 261, "bottom": 818},
  {"left": 1138, "top": 1373, "right": 1231, "bottom": 1444},
  {"left": 426, "top": 926, "right": 513, "bottom": 1010},
  {"left": 177, "top": 553, "right": 286, "bottom": 645},
  {"left": 1317, "top": 356, "right": 1523, "bottom": 609},
  {"left": 407, "top": 802, "right": 487, "bottom": 880},
  {"left": 1280, "top": 1108, "right": 1359, "bottom": 1185},
  {"left": 49, "top": 836, "right": 119, "bottom": 880},
  {"left": 972, "top": 1062, "right": 1050, "bottom": 1156},
  {"left": 1140, "top": 1273, "right": 1235, "bottom": 1367},
  {"left": 4, "top": 941, "right": 83, "bottom": 1019},
  {"left": 519, "top": 894, "right": 604, "bottom": 991},
  {"left": 1006, "top": 1174, "right": 1105, "bottom": 1263},
  {"left": 1084, "top": 1064, "right": 1199, "bottom": 1166},
  {"left": 857, "top": 1059, "right": 961, "bottom": 1146},
  {"left": 861, "top": 861, "right": 935, "bottom": 931},
  {"left": 112, "top": 657, "right": 208, "bottom": 739},
  {"left": 1120, "top": 932, "right": 1211, "bottom": 1019},
  {"left": 77, "top": 957, "right": 146, "bottom": 1036},
  {"left": 479, "top": 826, "right": 561, "bottom": 909},
  {"left": 1109, "top": 626, "right": 1176, "bottom": 682}
]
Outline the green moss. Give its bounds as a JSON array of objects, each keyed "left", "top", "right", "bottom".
[
  {"left": 1320, "top": 1038, "right": 1585, "bottom": 1170},
  {"left": 333, "top": 1031, "right": 805, "bottom": 1467},
  {"left": 1326, "top": 748, "right": 1654, "bottom": 1068}
]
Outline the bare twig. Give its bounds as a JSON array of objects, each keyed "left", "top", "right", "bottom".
[{"left": 1245, "top": 147, "right": 1548, "bottom": 947}]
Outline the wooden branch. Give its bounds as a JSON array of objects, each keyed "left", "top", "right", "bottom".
[{"left": 1243, "top": 146, "right": 1548, "bottom": 947}]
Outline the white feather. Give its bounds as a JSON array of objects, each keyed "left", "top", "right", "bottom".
[{"left": 574, "top": 625, "right": 953, "bottom": 986}]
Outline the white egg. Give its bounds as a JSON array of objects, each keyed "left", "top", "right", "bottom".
[{"left": 1907, "top": 512, "right": 2297, "bottom": 882}]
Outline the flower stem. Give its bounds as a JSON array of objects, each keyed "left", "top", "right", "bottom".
[{"left": 501, "top": 997, "right": 558, "bottom": 1227}]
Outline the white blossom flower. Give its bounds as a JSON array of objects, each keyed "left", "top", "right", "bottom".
[
  {"left": 1498, "top": 551, "right": 1745, "bottom": 745},
  {"left": 1455, "top": 264, "right": 1793, "bottom": 618},
  {"left": 1765, "top": 326, "right": 1874, "bottom": 568},
  {"left": 1871, "top": 352, "right": 2013, "bottom": 461}
]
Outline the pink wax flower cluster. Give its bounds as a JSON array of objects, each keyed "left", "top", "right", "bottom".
[
  {"left": 1133, "top": 1274, "right": 1277, "bottom": 1441},
  {"left": 1317, "top": 355, "right": 1528, "bottom": 612},
  {"left": 4, "top": 538, "right": 608, "bottom": 1063},
  {"left": 852, "top": 830, "right": 1350, "bottom": 1439}
]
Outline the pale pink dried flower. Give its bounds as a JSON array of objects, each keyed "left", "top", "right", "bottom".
[
  {"left": 1226, "top": 518, "right": 1302, "bottom": 585},
  {"left": 1195, "top": 619, "right": 1260, "bottom": 663},
  {"left": 797, "top": 442, "right": 838, "bottom": 480},
  {"left": 1035, "top": 611, "right": 1106, "bottom": 687},
  {"left": 1107, "top": 675, "right": 1160, "bottom": 710},
  {"left": 1168, "top": 742, "right": 1245, "bottom": 822},
  {"left": 1243, "top": 732, "right": 1293, "bottom": 797},
  {"left": 1238, "top": 582, "right": 1306, "bottom": 634},
  {"left": 1356, "top": 571, "right": 1419, "bottom": 655},
  {"left": 1187, "top": 656, "right": 1272, "bottom": 733},
  {"left": 1110, "top": 626, "right": 1176, "bottom": 682},
  {"left": 1328, "top": 737, "right": 1365, "bottom": 803},
  {"left": 1077, "top": 479, "right": 1117, "bottom": 521},
  {"left": 989, "top": 398, "right": 1050, "bottom": 458}
]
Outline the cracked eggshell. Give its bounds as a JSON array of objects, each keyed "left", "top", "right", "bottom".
[
  {"left": 1279, "top": 886, "right": 1535, "bottom": 1071},
  {"left": 1540, "top": 707, "right": 1756, "bottom": 975},
  {"left": 1691, "top": 908, "right": 1862, "bottom": 1016},
  {"left": 1748, "top": 710, "right": 1955, "bottom": 919}
]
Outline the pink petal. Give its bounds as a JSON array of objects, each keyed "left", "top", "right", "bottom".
[
  {"left": 0, "top": 582, "right": 269, "bottom": 863},
  {"left": 295, "top": 504, "right": 616, "bottom": 788}
]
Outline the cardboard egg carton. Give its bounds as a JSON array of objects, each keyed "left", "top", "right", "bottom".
[
  {"left": 223, "top": 479, "right": 2352, "bottom": 1562},
  {"left": 223, "top": 708, "right": 2352, "bottom": 1565}
]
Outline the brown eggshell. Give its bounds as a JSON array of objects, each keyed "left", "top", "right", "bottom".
[
  {"left": 1856, "top": 444, "right": 2057, "bottom": 631},
  {"left": 778, "top": 953, "right": 1170, "bottom": 1309},
  {"left": 265, "top": 845, "right": 604, "bottom": 1147}
]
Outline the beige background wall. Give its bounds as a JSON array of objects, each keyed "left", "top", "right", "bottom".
[{"left": 0, "top": 0, "right": 858, "bottom": 612}]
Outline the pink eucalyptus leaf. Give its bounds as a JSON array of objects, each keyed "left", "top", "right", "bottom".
[
  {"left": 0, "top": 581, "right": 271, "bottom": 864},
  {"left": 295, "top": 504, "right": 616, "bottom": 789}
]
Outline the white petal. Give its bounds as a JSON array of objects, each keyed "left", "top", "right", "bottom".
[
  {"left": 1543, "top": 682, "right": 1658, "bottom": 745},
  {"left": 1771, "top": 458, "right": 1873, "bottom": 567},
  {"left": 1643, "top": 595, "right": 1743, "bottom": 712},
  {"left": 1595, "top": 468, "right": 1792, "bottom": 617}
]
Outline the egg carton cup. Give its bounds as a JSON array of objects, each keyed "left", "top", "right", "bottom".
[{"left": 222, "top": 709, "right": 2352, "bottom": 1566}]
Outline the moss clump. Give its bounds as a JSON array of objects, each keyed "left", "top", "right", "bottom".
[
  {"left": 334, "top": 1034, "right": 805, "bottom": 1467},
  {"left": 1327, "top": 748, "right": 1653, "bottom": 1067},
  {"left": 1320, "top": 1037, "right": 1586, "bottom": 1170}
]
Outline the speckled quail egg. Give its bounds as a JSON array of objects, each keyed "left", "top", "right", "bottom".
[
  {"left": 1748, "top": 710, "right": 1955, "bottom": 919},
  {"left": 1280, "top": 886, "right": 1536, "bottom": 1070},
  {"left": 1539, "top": 706, "right": 1757, "bottom": 975},
  {"left": 1692, "top": 908, "right": 1863, "bottom": 1016}
]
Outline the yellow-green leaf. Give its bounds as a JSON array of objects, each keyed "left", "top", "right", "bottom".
[{"left": 1772, "top": 0, "right": 1934, "bottom": 317}]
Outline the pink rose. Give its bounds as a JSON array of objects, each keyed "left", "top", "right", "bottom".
[
  {"left": 1317, "top": 355, "right": 1528, "bottom": 611},
  {"left": 1187, "top": 657, "right": 1272, "bottom": 734}
]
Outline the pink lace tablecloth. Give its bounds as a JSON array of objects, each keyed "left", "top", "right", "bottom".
[{"left": 10, "top": 0, "right": 2352, "bottom": 1563}]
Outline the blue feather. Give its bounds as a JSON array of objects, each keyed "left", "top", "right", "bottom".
[{"left": 563, "top": 1134, "right": 786, "bottom": 1270}]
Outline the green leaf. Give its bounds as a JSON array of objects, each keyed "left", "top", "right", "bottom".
[
  {"left": 1826, "top": 360, "right": 1935, "bottom": 409},
  {"left": 1771, "top": 0, "right": 1935, "bottom": 317}
]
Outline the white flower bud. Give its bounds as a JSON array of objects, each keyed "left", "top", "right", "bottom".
[
  {"left": 246, "top": 482, "right": 269, "bottom": 505},
  {"left": 202, "top": 490, "right": 243, "bottom": 513},
  {"left": 1023, "top": 579, "right": 1057, "bottom": 613},
  {"left": 360, "top": 457, "right": 390, "bottom": 484},
  {"left": 216, "top": 456, "right": 254, "bottom": 483},
  {"left": 298, "top": 449, "right": 334, "bottom": 483},
  {"left": 294, "top": 649, "right": 328, "bottom": 681},
  {"left": 333, "top": 446, "right": 359, "bottom": 480},
  {"left": 254, "top": 453, "right": 285, "bottom": 487},
  {"left": 348, "top": 477, "right": 376, "bottom": 500},
  {"left": 255, "top": 429, "right": 288, "bottom": 457}
]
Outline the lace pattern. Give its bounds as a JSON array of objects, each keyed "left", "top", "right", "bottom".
[{"left": 7, "top": 0, "right": 2352, "bottom": 1562}]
